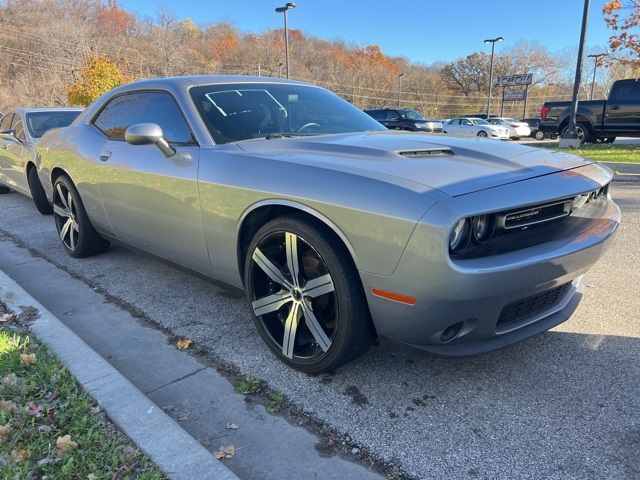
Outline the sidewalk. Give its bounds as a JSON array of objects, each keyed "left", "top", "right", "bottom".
[{"left": 0, "top": 239, "right": 385, "bottom": 480}]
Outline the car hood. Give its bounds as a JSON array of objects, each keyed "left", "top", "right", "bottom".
[{"left": 235, "top": 131, "right": 594, "bottom": 197}]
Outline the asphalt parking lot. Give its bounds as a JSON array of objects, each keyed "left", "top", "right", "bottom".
[{"left": 0, "top": 169, "right": 638, "bottom": 479}]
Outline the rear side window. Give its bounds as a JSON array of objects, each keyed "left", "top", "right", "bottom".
[
  {"left": 93, "top": 91, "right": 193, "bottom": 144},
  {"left": 0, "top": 113, "right": 13, "bottom": 131}
]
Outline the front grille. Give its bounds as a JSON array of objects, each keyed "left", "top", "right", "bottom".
[
  {"left": 497, "top": 282, "right": 572, "bottom": 330},
  {"left": 503, "top": 200, "right": 571, "bottom": 229}
]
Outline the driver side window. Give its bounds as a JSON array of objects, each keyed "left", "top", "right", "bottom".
[{"left": 93, "top": 91, "right": 194, "bottom": 144}]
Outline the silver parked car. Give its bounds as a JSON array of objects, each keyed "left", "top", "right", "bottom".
[
  {"left": 36, "top": 76, "right": 620, "bottom": 373},
  {"left": 0, "top": 107, "right": 83, "bottom": 214},
  {"left": 444, "top": 117, "right": 510, "bottom": 139}
]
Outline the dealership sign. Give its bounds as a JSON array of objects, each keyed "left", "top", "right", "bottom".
[
  {"left": 503, "top": 90, "right": 526, "bottom": 101},
  {"left": 498, "top": 74, "right": 533, "bottom": 87}
]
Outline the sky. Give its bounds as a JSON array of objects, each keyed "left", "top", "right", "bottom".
[{"left": 117, "top": 0, "right": 614, "bottom": 65}]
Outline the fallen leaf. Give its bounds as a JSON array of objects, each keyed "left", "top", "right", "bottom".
[
  {"left": 1, "top": 313, "right": 15, "bottom": 322},
  {"left": 213, "top": 445, "right": 235, "bottom": 460},
  {"left": 0, "top": 400, "right": 16, "bottom": 413},
  {"left": 11, "top": 449, "right": 30, "bottom": 465},
  {"left": 27, "top": 403, "right": 44, "bottom": 417},
  {"left": 177, "top": 339, "right": 193, "bottom": 350},
  {"left": 224, "top": 423, "right": 240, "bottom": 430},
  {"left": 20, "top": 353, "right": 37, "bottom": 365},
  {"left": 57, "top": 435, "right": 78, "bottom": 454},
  {"left": 0, "top": 423, "right": 11, "bottom": 438}
]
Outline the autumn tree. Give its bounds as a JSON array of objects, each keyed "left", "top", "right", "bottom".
[
  {"left": 66, "top": 53, "right": 132, "bottom": 106},
  {"left": 603, "top": 0, "right": 640, "bottom": 66}
]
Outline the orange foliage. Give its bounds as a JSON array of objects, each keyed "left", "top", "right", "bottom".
[
  {"left": 96, "top": 0, "right": 128, "bottom": 36},
  {"left": 603, "top": 1, "right": 640, "bottom": 65}
]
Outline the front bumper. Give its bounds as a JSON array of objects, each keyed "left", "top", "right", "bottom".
[{"left": 360, "top": 165, "right": 620, "bottom": 356}]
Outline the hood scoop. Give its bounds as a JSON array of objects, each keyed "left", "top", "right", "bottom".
[{"left": 398, "top": 149, "right": 454, "bottom": 158}]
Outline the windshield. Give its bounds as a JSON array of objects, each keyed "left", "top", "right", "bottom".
[
  {"left": 190, "top": 83, "right": 385, "bottom": 144},
  {"left": 26, "top": 111, "right": 82, "bottom": 138},
  {"left": 401, "top": 109, "right": 426, "bottom": 120}
]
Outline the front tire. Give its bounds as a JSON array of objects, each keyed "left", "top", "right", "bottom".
[
  {"left": 477, "top": 131, "right": 488, "bottom": 138},
  {"left": 244, "top": 215, "right": 374, "bottom": 373},
  {"left": 534, "top": 130, "right": 545, "bottom": 140},
  {"left": 53, "top": 175, "right": 110, "bottom": 258},
  {"left": 27, "top": 167, "right": 53, "bottom": 215}
]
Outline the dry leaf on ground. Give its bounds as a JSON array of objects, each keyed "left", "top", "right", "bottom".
[
  {"left": 214, "top": 445, "right": 235, "bottom": 459},
  {"left": 11, "top": 449, "right": 30, "bottom": 465},
  {"left": 57, "top": 435, "right": 78, "bottom": 454},
  {"left": 0, "top": 423, "right": 11, "bottom": 438},
  {"left": 176, "top": 339, "right": 193, "bottom": 350},
  {"left": 0, "top": 400, "right": 16, "bottom": 412},
  {"left": 20, "top": 353, "right": 37, "bottom": 365}
]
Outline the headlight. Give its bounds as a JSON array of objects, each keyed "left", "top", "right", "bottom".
[
  {"left": 449, "top": 219, "right": 471, "bottom": 253},
  {"left": 472, "top": 214, "right": 495, "bottom": 243}
]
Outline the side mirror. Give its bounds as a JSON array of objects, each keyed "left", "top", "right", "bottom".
[
  {"left": 0, "top": 129, "right": 22, "bottom": 144},
  {"left": 125, "top": 123, "right": 175, "bottom": 158}
]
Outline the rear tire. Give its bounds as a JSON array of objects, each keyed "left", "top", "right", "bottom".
[
  {"left": 52, "top": 175, "right": 110, "bottom": 258},
  {"left": 27, "top": 167, "right": 53, "bottom": 215},
  {"left": 0, "top": 186, "right": 9, "bottom": 194},
  {"left": 561, "top": 122, "right": 593, "bottom": 144},
  {"left": 603, "top": 137, "right": 616, "bottom": 144}
]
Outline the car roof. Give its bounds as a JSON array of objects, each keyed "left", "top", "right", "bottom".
[{"left": 12, "top": 107, "right": 84, "bottom": 114}]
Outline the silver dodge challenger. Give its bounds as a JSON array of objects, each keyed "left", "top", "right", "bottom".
[{"left": 36, "top": 76, "right": 620, "bottom": 373}]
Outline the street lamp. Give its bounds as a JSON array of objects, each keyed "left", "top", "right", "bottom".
[
  {"left": 484, "top": 36, "right": 504, "bottom": 118},
  {"left": 275, "top": 3, "right": 295, "bottom": 79},
  {"left": 546, "top": 83, "right": 555, "bottom": 101},
  {"left": 587, "top": 53, "right": 607, "bottom": 100},
  {"left": 397, "top": 73, "right": 404, "bottom": 108}
]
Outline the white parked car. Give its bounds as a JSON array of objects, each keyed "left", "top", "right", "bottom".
[
  {"left": 443, "top": 117, "right": 510, "bottom": 140},
  {"left": 488, "top": 118, "right": 532, "bottom": 140}
]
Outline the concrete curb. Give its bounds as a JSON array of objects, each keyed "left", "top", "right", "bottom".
[{"left": 0, "top": 270, "right": 239, "bottom": 480}]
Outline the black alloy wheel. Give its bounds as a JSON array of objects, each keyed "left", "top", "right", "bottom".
[
  {"left": 52, "top": 175, "right": 110, "bottom": 258},
  {"left": 244, "top": 215, "right": 374, "bottom": 373},
  {"left": 561, "top": 122, "right": 592, "bottom": 144},
  {"left": 27, "top": 167, "right": 53, "bottom": 215}
]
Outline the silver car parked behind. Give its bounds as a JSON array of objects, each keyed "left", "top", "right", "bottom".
[
  {"left": 36, "top": 76, "right": 620, "bottom": 373},
  {"left": 0, "top": 107, "right": 83, "bottom": 214}
]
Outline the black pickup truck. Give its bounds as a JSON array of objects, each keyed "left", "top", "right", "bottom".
[{"left": 538, "top": 78, "right": 640, "bottom": 143}]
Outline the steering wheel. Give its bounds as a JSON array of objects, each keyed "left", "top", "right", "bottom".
[{"left": 295, "top": 122, "right": 321, "bottom": 133}]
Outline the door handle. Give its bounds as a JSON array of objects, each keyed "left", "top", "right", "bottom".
[
  {"left": 610, "top": 106, "right": 620, "bottom": 110},
  {"left": 99, "top": 151, "right": 112, "bottom": 161}
]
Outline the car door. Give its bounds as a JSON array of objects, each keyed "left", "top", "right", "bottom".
[
  {"left": 0, "top": 113, "right": 32, "bottom": 195},
  {"left": 603, "top": 79, "right": 640, "bottom": 136},
  {"left": 92, "top": 90, "right": 211, "bottom": 275}
]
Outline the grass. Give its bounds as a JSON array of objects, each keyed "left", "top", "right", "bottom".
[
  {"left": 0, "top": 312, "right": 165, "bottom": 479},
  {"left": 522, "top": 142, "right": 640, "bottom": 163}
]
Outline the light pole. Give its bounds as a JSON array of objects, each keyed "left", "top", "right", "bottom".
[
  {"left": 587, "top": 53, "right": 606, "bottom": 100},
  {"left": 546, "top": 83, "right": 555, "bottom": 101},
  {"left": 397, "top": 73, "right": 404, "bottom": 108},
  {"left": 484, "top": 36, "right": 504, "bottom": 118},
  {"left": 352, "top": 73, "right": 361, "bottom": 104},
  {"left": 275, "top": 3, "right": 295, "bottom": 79}
]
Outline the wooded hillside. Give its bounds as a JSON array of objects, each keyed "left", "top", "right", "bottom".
[{"left": 1, "top": 0, "right": 638, "bottom": 119}]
